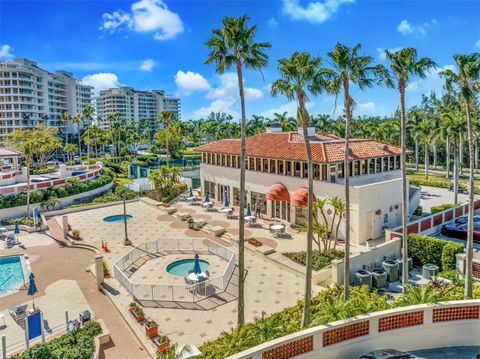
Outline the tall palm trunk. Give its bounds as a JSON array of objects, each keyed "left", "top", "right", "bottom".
[
  {"left": 415, "top": 137, "right": 419, "bottom": 171},
  {"left": 299, "top": 91, "right": 313, "bottom": 328},
  {"left": 453, "top": 141, "right": 459, "bottom": 205},
  {"left": 433, "top": 141, "right": 437, "bottom": 169},
  {"left": 343, "top": 79, "right": 351, "bottom": 299},
  {"left": 399, "top": 84, "right": 409, "bottom": 292},
  {"left": 465, "top": 103, "right": 474, "bottom": 297},
  {"left": 236, "top": 60, "right": 246, "bottom": 326},
  {"left": 446, "top": 135, "right": 450, "bottom": 178},
  {"left": 459, "top": 135, "right": 464, "bottom": 174},
  {"left": 77, "top": 124, "right": 82, "bottom": 164},
  {"left": 424, "top": 143, "right": 429, "bottom": 179},
  {"left": 87, "top": 126, "right": 90, "bottom": 164},
  {"left": 26, "top": 164, "right": 31, "bottom": 216}
]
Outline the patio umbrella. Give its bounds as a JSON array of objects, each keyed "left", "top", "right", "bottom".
[
  {"left": 193, "top": 254, "right": 202, "bottom": 274},
  {"left": 204, "top": 191, "right": 209, "bottom": 203},
  {"left": 28, "top": 272, "right": 38, "bottom": 310},
  {"left": 224, "top": 192, "right": 229, "bottom": 208},
  {"left": 14, "top": 222, "right": 20, "bottom": 241},
  {"left": 247, "top": 203, "right": 252, "bottom": 217},
  {"left": 189, "top": 187, "right": 193, "bottom": 198}
]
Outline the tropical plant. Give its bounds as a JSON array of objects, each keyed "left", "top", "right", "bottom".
[
  {"left": 382, "top": 48, "right": 437, "bottom": 292},
  {"left": 271, "top": 51, "right": 328, "bottom": 327},
  {"left": 440, "top": 53, "right": 480, "bottom": 297},
  {"left": 205, "top": 15, "right": 270, "bottom": 325}
]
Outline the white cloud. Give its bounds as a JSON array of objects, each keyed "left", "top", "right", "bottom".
[
  {"left": 139, "top": 59, "right": 156, "bottom": 71},
  {"left": 268, "top": 17, "right": 279, "bottom": 27},
  {"left": 407, "top": 64, "right": 454, "bottom": 94},
  {"left": 376, "top": 47, "right": 402, "bottom": 60},
  {"left": 397, "top": 18, "right": 437, "bottom": 36},
  {"left": 476, "top": 40, "right": 480, "bottom": 48},
  {"left": 174, "top": 70, "right": 210, "bottom": 95},
  {"left": 191, "top": 98, "right": 238, "bottom": 120},
  {"left": 100, "top": 0, "right": 183, "bottom": 40},
  {"left": 81, "top": 73, "right": 121, "bottom": 93},
  {"left": 0, "top": 44, "right": 13, "bottom": 59},
  {"left": 207, "top": 73, "right": 263, "bottom": 101},
  {"left": 356, "top": 101, "right": 375, "bottom": 115},
  {"left": 282, "top": 0, "right": 354, "bottom": 24},
  {"left": 260, "top": 101, "right": 314, "bottom": 118}
]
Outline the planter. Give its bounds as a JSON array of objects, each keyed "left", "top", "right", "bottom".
[
  {"left": 144, "top": 321, "right": 158, "bottom": 338},
  {"left": 248, "top": 238, "right": 262, "bottom": 247},
  {"left": 154, "top": 336, "right": 170, "bottom": 353},
  {"left": 103, "top": 270, "right": 110, "bottom": 277},
  {"left": 130, "top": 307, "right": 145, "bottom": 322}
]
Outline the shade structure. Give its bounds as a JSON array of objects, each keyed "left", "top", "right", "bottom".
[
  {"left": 14, "top": 222, "right": 20, "bottom": 235},
  {"left": 193, "top": 254, "right": 201, "bottom": 274},
  {"left": 189, "top": 187, "right": 193, "bottom": 197},
  {"left": 266, "top": 183, "right": 290, "bottom": 202},
  {"left": 224, "top": 192, "right": 229, "bottom": 208},
  {"left": 291, "top": 187, "right": 316, "bottom": 208},
  {"left": 204, "top": 191, "right": 210, "bottom": 203},
  {"left": 28, "top": 272, "right": 38, "bottom": 309},
  {"left": 246, "top": 203, "right": 252, "bottom": 216}
]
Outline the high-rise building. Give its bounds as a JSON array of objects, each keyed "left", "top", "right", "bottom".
[
  {"left": 0, "top": 58, "right": 93, "bottom": 139},
  {"left": 95, "top": 87, "right": 181, "bottom": 129}
]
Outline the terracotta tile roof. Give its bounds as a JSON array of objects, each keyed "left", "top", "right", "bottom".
[
  {"left": 0, "top": 147, "right": 20, "bottom": 156},
  {"left": 195, "top": 132, "right": 409, "bottom": 163}
]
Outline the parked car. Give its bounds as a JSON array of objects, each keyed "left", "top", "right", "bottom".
[
  {"left": 30, "top": 177, "right": 50, "bottom": 183},
  {"left": 359, "top": 349, "right": 417, "bottom": 359},
  {"left": 454, "top": 215, "right": 480, "bottom": 225},
  {"left": 441, "top": 222, "right": 480, "bottom": 242}
]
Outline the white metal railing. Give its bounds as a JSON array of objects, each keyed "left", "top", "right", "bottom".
[{"left": 114, "top": 238, "right": 236, "bottom": 303}]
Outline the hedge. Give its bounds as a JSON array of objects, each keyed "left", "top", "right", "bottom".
[
  {"left": 431, "top": 203, "right": 455, "bottom": 214},
  {"left": 0, "top": 168, "right": 114, "bottom": 209},
  {"left": 284, "top": 249, "right": 344, "bottom": 271},
  {"left": 408, "top": 176, "right": 451, "bottom": 189},
  {"left": 11, "top": 321, "right": 102, "bottom": 359},
  {"left": 408, "top": 234, "right": 464, "bottom": 271}
]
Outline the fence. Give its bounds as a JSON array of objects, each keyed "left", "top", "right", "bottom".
[{"left": 113, "top": 238, "right": 236, "bottom": 303}]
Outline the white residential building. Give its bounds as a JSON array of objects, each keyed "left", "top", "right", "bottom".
[
  {"left": 195, "top": 125, "right": 420, "bottom": 245},
  {"left": 95, "top": 87, "right": 181, "bottom": 128},
  {"left": 0, "top": 58, "right": 93, "bottom": 138}
]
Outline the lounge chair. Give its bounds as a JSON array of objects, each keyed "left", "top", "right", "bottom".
[{"left": 9, "top": 304, "right": 28, "bottom": 324}]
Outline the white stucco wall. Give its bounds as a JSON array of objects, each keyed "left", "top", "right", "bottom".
[{"left": 200, "top": 164, "right": 405, "bottom": 244}]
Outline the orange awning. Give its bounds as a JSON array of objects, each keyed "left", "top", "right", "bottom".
[
  {"left": 291, "top": 187, "right": 316, "bottom": 208},
  {"left": 266, "top": 183, "right": 290, "bottom": 202}
]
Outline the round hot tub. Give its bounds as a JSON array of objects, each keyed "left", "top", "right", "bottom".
[
  {"left": 166, "top": 259, "right": 210, "bottom": 277},
  {"left": 103, "top": 214, "right": 133, "bottom": 223}
]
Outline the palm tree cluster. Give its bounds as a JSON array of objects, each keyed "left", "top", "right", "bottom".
[{"left": 204, "top": 15, "right": 479, "bottom": 330}]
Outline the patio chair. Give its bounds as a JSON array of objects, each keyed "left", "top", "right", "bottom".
[
  {"left": 5, "top": 236, "right": 15, "bottom": 249},
  {"left": 9, "top": 304, "right": 28, "bottom": 324}
]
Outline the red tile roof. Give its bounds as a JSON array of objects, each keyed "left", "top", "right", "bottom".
[{"left": 195, "top": 132, "right": 409, "bottom": 163}]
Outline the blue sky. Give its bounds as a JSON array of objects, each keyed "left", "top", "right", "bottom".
[{"left": 1, "top": 0, "right": 479, "bottom": 120}]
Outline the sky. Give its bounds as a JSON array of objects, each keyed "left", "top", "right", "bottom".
[{"left": 1, "top": 0, "right": 479, "bottom": 121}]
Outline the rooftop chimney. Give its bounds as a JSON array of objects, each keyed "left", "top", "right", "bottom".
[
  {"left": 298, "top": 126, "right": 316, "bottom": 137},
  {"left": 266, "top": 123, "right": 283, "bottom": 133}
]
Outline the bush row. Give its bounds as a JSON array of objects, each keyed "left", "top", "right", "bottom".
[
  {"left": 11, "top": 321, "right": 102, "bottom": 359},
  {"left": 0, "top": 216, "right": 34, "bottom": 226},
  {"left": 284, "top": 249, "right": 345, "bottom": 271},
  {"left": 431, "top": 203, "right": 455, "bottom": 214},
  {"left": 0, "top": 169, "right": 114, "bottom": 209},
  {"left": 67, "top": 186, "right": 139, "bottom": 209},
  {"left": 408, "top": 233, "right": 464, "bottom": 271},
  {"left": 408, "top": 176, "right": 451, "bottom": 189}
]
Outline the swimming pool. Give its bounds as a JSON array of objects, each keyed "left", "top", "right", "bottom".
[
  {"left": 0, "top": 255, "right": 26, "bottom": 296},
  {"left": 103, "top": 214, "right": 133, "bottom": 222},
  {"left": 166, "top": 259, "right": 210, "bottom": 276}
]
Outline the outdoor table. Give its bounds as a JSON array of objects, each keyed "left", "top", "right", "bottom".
[
  {"left": 202, "top": 202, "right": 214, "bottom": 210},
  {"left": 245, "top": 216, "right": 257, "bottom": 226},
  {"left": 0, "top": 227, "right": 7, "bottom": 232},
  {"left": 271, "top": 224, "right": 285, "bottom": 237},
  {"left": 187, "top": 196, "right": 197, "bottom": 202},
  {"left": 187, "top": 272, "right": 208, "bottom": 283},
  {"left": 220, "top": 208, "right": 233, "bottom": 215}
]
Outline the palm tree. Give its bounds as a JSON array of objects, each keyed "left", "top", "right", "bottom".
[
  {"left": 157, "top": 111, "right": 176, "bottom": 166},
  {"left": 326, "top": 43, "right": 383, "bottom": 299},
  {"left": 383, "top": 48, "right": 437, "bottom": 292},
  {"left": 271, "top": 51, "right": 328, "bottom": 327},
  {"left": 64, "top": 143, "right": 78, "bottom": 163},
  {"left": 60, "top": 111, "right": 71, "bottom": 146},
  {"left": 205, "top": 15, "right": 270, "bottom": 325},
  {"left": 440, "top": 53, "right": 480, "bottom": 298},
  {"left": 82, "top": 105, "right": 94, "bottom": 164},
  {"left": 71, "top": 114, "right": 83, "bottom": 163}
]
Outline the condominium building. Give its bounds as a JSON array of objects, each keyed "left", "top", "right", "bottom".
[
  {"left": 0, "top": 58, "right": 93, "bottom": 138},
  {"left": 195, "top": 124, "right": 420, "bottom": 244},
  {"left": 95, "top": 87, "right": 181, "bottom": 128}
]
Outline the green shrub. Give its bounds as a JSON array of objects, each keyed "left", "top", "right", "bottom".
[
  {"left": 11, "top": 321, "right": 102, "bottom": 359},
  {"left": 441, "top": 242, "right": 464, "bottom": 271},
  {"left": 431, "top": 203, "right": 455, "bottom": 214},
  {"left": 408, "top": 234, "right": 464, "bottom": 271},
  {"left": 30, "top": 167, "right": 56, "bottom": 175},
  {"left": 0, "top": 216, "right": 34, "bottom": 226},
  {"left": 408, "top": 176, "right": 451, "bottom": 189},
  {"left": 284, "top": 249, "right": 344, "bottom": 271},
  {"left": 413, "top": 205, "right": 423, "bottom": 216}
]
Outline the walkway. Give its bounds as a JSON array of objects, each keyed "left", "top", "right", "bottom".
[{"left": 0, "top": 221, "right": 148, "bottom": 359}]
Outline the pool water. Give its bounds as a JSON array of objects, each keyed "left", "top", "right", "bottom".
[
  {"left": 166, "top": 259, "right": 210, "bottom": 276},
  {"left": 0, "top": 256, "right": 26, "bottom": 296},
  {"left": 103, "top": 214, "right": 133, "bottom": 222}
]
